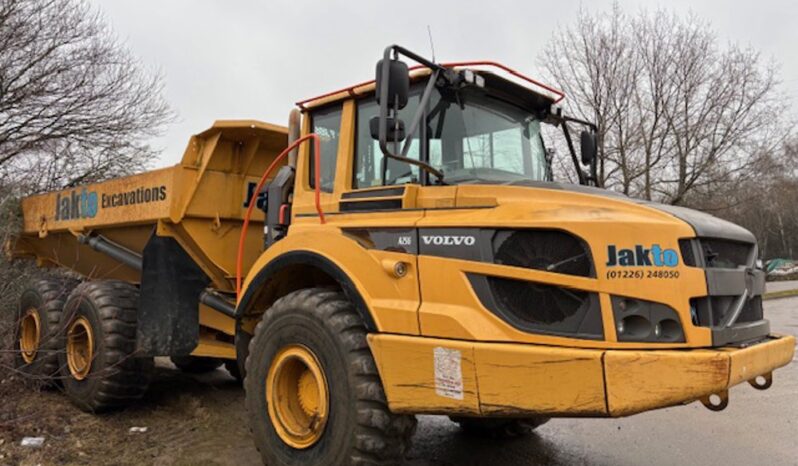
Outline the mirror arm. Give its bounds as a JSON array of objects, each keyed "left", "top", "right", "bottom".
[
  {"left": 378, "top": 45, "right": 445, "bottom": 182},
  {"left": 561, "top": 123, "right": 587, "bottom": 185},
  {"left": 389, "top": 44, "right": 447, "bottom": 75},
  {"left": 561, "top": 114, "right": 598, "bottom": 133},
  {"left": 590, "top": 153, "right": 600, "bottom": 187},
  {"left": 401, "top": 69, "right": 439, "bottom": 157},
  {"left": 378, "top": 140, "right": 445, "bottom": 182}
]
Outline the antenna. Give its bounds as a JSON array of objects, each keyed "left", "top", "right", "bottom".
[{"left": 426, "top": 25, "right": 436, "bottom": 62}]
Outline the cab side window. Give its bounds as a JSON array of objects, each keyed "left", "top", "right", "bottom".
[
  {"left": 353, "top": 95, "right": 420, "bottom": 188},
  {"left": 310, "top": 104, "right": 343, "bottom": 192}
]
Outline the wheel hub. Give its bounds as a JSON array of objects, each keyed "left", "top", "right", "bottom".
[
  {"left": 19, "top": 308, "right": 41, "bottom": 364},
  {"left": 66, "top": 316, "right": 94, "bottom": 380},
  {"left": 266, "top": 344, "right": 329, "bottom": 449}
]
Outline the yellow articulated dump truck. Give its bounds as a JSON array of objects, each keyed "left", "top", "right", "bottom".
[{"left": 7, "top": 45, "right": 795, "bottom": 465}]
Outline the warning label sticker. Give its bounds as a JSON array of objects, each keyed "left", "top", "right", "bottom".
[{"left": 433, "top": 347, "right": 464, "bottom": 400}]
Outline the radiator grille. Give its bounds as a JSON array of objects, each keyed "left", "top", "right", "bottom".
[
  {"left": 680, "top": 238, "right": 754, "bottom": 269},
  {"left": 702, "top": 239, "right": 753, "bottom": 269},
  {"left": 690, "top": 295, "right": 763, "bottom": 327}
]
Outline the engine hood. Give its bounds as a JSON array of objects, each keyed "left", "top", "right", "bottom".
[
  {"left": 451, "top": 181, "right": 756, "bottom": 245},
  {"left": 644, "top": 203, "right": 755, "bottom": 244}
]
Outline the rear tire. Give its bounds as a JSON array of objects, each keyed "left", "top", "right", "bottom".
[
  {"left": 451, "top": 417, "right": 550, "bottom": 438},
  {"left": 13, "top": 277, "right": 79, "bottom": 384},
  {"left": 245, "top": 288, "right": 416, "bottom": 466},
  {"left": 170, "top": 356, "right": 223, "bottom": 374},
  {"left": 58, "top": 280, "right": 153, "bottom": 412}
]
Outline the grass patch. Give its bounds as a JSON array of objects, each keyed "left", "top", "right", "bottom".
[{"left": 763, "top": 288, "right": 798, "bottom": 300}]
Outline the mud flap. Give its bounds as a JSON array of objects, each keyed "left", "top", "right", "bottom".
[{"left": 137, "top": 235, "right": 209, "bottom": 356}]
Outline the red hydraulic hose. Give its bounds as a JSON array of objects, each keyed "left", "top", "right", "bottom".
[{"left": 236, "top": 133, "right": 324, "bottom": 297}]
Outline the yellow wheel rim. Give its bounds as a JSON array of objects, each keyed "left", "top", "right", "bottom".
[
  {"left": 19, "top": 308, "right": 41, "bottom": 364},
  {"left": 266, "top": 344, "right": 329, "bottom": 449},
  {"left": 66, "top": 316, "right": 94, "bottom": 380}
]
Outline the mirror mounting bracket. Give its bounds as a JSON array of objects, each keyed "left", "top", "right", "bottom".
[{"left": 376, "top": 45, "right": 446, "bottom": 182}]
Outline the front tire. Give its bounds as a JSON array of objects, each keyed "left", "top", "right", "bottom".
[
  {"left": 58, "top": 280, "right": 153, "bottom": 412},
  {"left": 245, "top": 288, "right": 416, "bottom": 466}
]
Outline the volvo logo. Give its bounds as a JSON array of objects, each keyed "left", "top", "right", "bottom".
[{"left": 421, "top": 235, "right": 476, "bottom": 246}]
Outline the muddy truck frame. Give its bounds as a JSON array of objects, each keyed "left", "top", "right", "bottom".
[{"left": 8, "top": 45, "right": 795, "bottom": 465}]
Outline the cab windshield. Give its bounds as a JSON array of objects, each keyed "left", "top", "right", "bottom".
[{"left": 354, "top": 86, "right": 550, "bottom": 188}]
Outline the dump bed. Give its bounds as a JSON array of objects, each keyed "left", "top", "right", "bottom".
[{"left": 10, "top": 120, "right": 288, "bottom": 293}]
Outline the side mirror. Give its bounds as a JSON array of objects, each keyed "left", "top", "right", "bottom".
[
  {"left": 370, "top": 116, "right": 405, "bottom": 141},
  {"left": 375, "top": 58, "right": 409, "bottom": 110},
  {"left": 580, "top": 130, "right": 597, "bottom": 165}
]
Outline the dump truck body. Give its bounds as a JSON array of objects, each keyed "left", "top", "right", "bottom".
[
  {"left": 13, "top": 120, "right": 287, "bottom": 358},
  {"left": 8, "top": 45, "right": 795, "bottom": 465}
]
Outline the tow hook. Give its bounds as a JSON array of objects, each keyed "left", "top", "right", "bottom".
[
  {"left": 700, "top": 390, "right": 729, "bottom": 411},
  {"left": 748, "top": 372, "right": 773, "bottom": 390}
]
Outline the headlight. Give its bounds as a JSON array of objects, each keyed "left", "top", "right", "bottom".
[{"left": 611, "top": 296, "right": 685, "bottom": 343}]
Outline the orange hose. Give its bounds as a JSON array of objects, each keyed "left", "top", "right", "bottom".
[{"left": 236, "top": 133, "right": 323, "bottom": 297}]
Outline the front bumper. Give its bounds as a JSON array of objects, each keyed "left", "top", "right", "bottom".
[{"left": 368, "top": 334, "right": 795, "bottom": 417}]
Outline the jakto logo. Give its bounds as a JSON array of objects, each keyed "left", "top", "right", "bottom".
[
  {"left": 243, "top": 181, "right": 267, "bottom": 209},
  {"left": 55, "top": 188, "right": 98, "bottom": 221},
  {"left": 421, "top": 235, "right": 476, "bottom": 246},
  {"left": 606, "top": 244, "right": 679, "bottom": 267}
]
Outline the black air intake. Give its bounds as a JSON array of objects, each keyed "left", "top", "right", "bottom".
[
  {"left": 487, "top": 277, "right": 591, "bottom": 325},
  {"left": 492, "top": 230, "right": 594, "bottom": 277},
  {"left": 468, "top": 274, "right": 603, "bottom": 339}
]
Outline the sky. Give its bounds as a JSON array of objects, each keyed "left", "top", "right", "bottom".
[{"left": 89, "top": 0, "right": 798, "bottom": 167}]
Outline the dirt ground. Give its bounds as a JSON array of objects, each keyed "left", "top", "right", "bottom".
[
  {"left": 2, "top": 295, "right": 798, "bottom": 466},
  {"left": 0, "top": 362, "right": 258, "bottom": 466}
]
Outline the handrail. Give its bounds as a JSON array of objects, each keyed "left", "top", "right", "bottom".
[
  {"left": 236, "top": 133, "right": 323, "bottom": 297},
  {"left": 440, "top": 61, "right": 566, "bottom": 103},
  {"left": 295, "top": 61, "right": 566, "bottom": 107}
]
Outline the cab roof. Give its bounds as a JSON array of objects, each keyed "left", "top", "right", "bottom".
[{"left": 295, "top": 62, "right": 565, "bottom": 111}]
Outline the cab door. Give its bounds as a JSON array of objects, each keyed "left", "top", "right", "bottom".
[{"left": 292, "top": 98, "right": 424, "bottom": 335}]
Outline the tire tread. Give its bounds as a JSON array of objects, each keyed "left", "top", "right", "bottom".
[
  {"left": 60, "top": 280, "right": 152, "bottom": 412},
  {"left": 245, "top": 288, "right": 416, "bottom": 465}
]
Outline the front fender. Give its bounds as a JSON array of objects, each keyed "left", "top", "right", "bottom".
[{"left": 237, "top": 229, "right": 420, "bottom": 335}]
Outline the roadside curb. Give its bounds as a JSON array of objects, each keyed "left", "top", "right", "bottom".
[{"left": 763, "top": 288, "right": 798, "bottom": 301}]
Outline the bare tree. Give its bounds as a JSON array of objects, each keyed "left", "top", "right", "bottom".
[
  {"left": 539, "top": 4, "right": 793, "bottom": 206},
  {"left": 0, "top": 0, "right": 173, "bottom": 377},
  {"left": 718, "top": 139, "right": 798, "bottom": 259},
  {"left": 0, "top": 0, "right": 173, "bottom": 194}
]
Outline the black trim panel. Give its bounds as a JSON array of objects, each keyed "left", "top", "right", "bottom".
[
  {"left": 712, "top": 321, "right": 771, "bottom": 346},
  {"left": 343, "top": 228, "right": 418, "bottom": 254},
  {"left": 418, "top": 228, "right": 488, "bottom": 262},
  {"left": 295, "top": 205, "right": 495, "bottom": 217},
  {"left": 340, "top": 198, "right": 403, "bottom": 212},
  {"left": 341, "top": 187, "right": 406, "bottom": 199}
]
